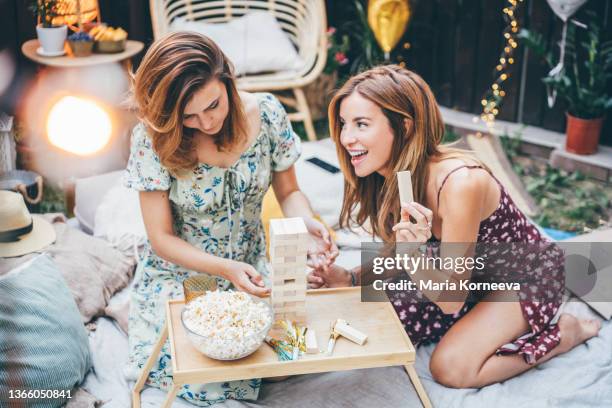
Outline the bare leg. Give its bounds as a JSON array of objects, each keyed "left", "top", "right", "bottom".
[
  {"left": 473, "top": 314, "right": 600, "bottom": 387},
  {"left": 429, "top": 292, "right": 601, "bottom": 388}
]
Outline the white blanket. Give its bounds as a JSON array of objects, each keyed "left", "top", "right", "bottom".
[{"left": 83, "top": 251, "right": 612, "bottom": 408}]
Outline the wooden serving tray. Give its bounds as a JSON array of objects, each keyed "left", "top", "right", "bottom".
[
  {"left": 167, "top": 287, "right": 415, "bottom": 383},
  {"left": 133, "top": 287, "right": 431, "bottom": 408}
]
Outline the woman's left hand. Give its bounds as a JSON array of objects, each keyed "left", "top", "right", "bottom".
[
  {"left": 392, "top": 202, "right": 434, "bottom": 244},
  {"left": 303, "top": 217, "right": 339, "bottom": 269}
]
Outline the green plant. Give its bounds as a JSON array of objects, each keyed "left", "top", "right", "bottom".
[
  {"left": 525, "top": 165, "right": 609, "bottom": 232},
  {"left": 30, "top": 0, "right": 61, "bottom": 28},
  {"left": 498, "top": 127, "right": 611, "bottom": 232},
  {"left": 519, "top": 15, "right": 612, "bottom": 119},
  {"left": 345, "top": 0, "right": 384, "bottom": 74},
  {"left": 324, "top": 27, "right": 350, "bottom": 75}
]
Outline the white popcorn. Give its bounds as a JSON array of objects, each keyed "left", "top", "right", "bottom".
[{"left": 182, "top": 289, "right": 272, "bottom": 360}]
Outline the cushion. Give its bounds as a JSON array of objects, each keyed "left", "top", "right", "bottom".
[
  {"left": 94, "top": 182, "right": 147, "bottom": 262},
  {"left": 170, "top": 11, "right": 303, "bottom": 76},
  {"left": 0, "top": 255, "right": 91, "bottom": 407},
  {"left": 0, "top": 216, "right": 136, "bottom": 323},
  {"left": 74, "top": 170, "right": 124, "bottom": 234}
]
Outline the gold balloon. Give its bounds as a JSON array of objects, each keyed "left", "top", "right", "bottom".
[{"left": 368, "top": 0, "right": 411, "bottom": 59}]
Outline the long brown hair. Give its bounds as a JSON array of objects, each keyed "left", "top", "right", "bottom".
[
  {"left": 329, "top": 65, "right": 474, "bottom": 242},
  {"left": 130, "top": 31, "right": 248, "bottom": 176}
]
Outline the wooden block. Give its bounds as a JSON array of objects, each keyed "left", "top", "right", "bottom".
[
  {"left": 275, "top": 280, "right": 305, "bottom": 291},
  {"left": 272, "top": 275, "right": 307, "bottom": 286},
  {"left": 271, "top": 256, "right": 308, "bottom": 266},
  {"left": 271, "top": 263, "right": 306, "bottom": 274},
  {"left": 271, "top": 244, "right": 310, "bottom": 257},
  {"left": 271, "top": 291, "right": 307, "bottom": 304},
  {"left": 334, "top": 320, "right": 367, "bottom": 345},
  {"left": 271, "top": 236, "right": 311, "bottom": 247},
  {"left": 271, "top": 262, "right": 308, "bottom": 273},
  {"left": 274, "top": 305, "right": 307, "bottom": 315},
  {"left": 305, "top": 328, "right": 319, "bottom": 354},
  {"left": 270, "top": 217, "right": 308, "bottom": 239},
  {"left": 396, "top": 170, "right": 414, "bottom": 204},
  {"left": 284, "top": 217, "right": 309, "bottom": 235},
  {"left": 272, "top": 300, "right": 306, "bottom": 310}
]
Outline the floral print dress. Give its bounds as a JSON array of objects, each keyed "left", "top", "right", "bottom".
[{"left": 123, "top": 93, "right": 301, "bottom": 406}]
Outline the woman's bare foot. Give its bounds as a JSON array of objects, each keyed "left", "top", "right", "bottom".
[{"left": 558, "top": 313, "right": 601, "bottom": 353}]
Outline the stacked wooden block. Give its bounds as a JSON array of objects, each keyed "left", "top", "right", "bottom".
[{"left": 269, "top": 217, "right": 309, "bottom": 324}]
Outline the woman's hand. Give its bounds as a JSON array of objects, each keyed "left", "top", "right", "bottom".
[
  {"left": 303, "top": 217, "right": 339, "bottom": 269},
  {"left": 308, "top": 263, "right": 352, "bottom": 289},
  {"left": 393, "top": 202, "right": 434, "bottom": 244},
  {"left": 221, "top": 259, "right": 270, "bottom": 297}
]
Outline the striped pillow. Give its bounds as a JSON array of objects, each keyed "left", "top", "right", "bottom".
[{"left": 0, "top": 255, "right": 91, "bottom": 407}]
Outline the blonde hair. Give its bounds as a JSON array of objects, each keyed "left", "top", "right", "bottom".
[
  {"left": 130, "top": 31, "right": 248, "bottom": 175},
  {"left": 329, "top": 65, "right": 476, "bottom": 242}
]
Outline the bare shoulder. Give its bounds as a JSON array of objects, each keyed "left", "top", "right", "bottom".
[{"left": 432, "top": 158, "right": 494, "bottom": 216}]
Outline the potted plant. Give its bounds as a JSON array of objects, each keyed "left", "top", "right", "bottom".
[
  {"left": 31, "top": 0, "right": 67, "bottom": 56},
  {"left": 304, "top": 27, "right": 350, "bottom": 120},
  {"left": 520, "top": 17, "right": 612, "bottom": 155}
]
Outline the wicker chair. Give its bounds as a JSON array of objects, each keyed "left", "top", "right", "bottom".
[{"left": 149, "top": 0, "right": 328, "bottom": 141}]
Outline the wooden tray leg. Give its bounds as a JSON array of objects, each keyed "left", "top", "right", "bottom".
[
  {"left": 161, "top": 384, "right": 181, "bottom": 408},
  {"left": 132, "top": 322, "right": 169, "bottom": 408},
  {"left": 404, "top": 364, "right": 433, "bottom": 408}
]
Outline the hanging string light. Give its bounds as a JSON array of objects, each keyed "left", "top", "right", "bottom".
[{"left": 477, "top": 0, "right": 525, "bottom": 131}]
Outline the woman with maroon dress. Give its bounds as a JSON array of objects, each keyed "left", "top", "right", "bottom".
[{"left": 308, "top": 65, "right": 600, "bottom": 388}]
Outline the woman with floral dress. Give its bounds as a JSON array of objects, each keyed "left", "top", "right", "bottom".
[
  {"left": 308, "top": 65, "right": 600, "bottom": 388},
  {"left": 123, "top": 32, "right": 337, "bottom": 405}
]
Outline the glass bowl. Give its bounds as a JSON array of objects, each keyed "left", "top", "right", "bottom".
[{"left": 181, "top": 297, "right": 273, "bottom": 361}]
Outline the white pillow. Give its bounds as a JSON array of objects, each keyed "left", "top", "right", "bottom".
[
  {"left": 170, "top": 11, "right": 303, "bottom": 76},
  {"left": 74, "top": 170, "right": 124, "bottom": 234},
  {"left": 94, "top": 181, "right": 147, "bottom": 262}
]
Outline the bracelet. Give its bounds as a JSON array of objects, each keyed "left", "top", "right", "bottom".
[{"left": 349, "top": 270, "right": 357, "bottom": 287}]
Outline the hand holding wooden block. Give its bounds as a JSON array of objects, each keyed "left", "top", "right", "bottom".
[{"left": 397, "top": 170, "right": 414, "bottom": 204}]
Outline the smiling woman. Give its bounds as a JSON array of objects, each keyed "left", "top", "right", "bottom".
[{"left": 311, "top": 64, "right": 600, "bottom": 390}]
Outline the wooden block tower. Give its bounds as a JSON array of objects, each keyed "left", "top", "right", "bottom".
[{"left": 269, "top": 217, "right": 309, "bottom": 324}]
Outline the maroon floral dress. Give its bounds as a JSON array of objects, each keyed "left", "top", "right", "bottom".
[{"left": 389, "top": 165, "right": 565, "bottom": 364}]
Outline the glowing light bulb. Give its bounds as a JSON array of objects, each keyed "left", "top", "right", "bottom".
[{"left": 47, "top": 96, "right": 112, "bottom": 155}]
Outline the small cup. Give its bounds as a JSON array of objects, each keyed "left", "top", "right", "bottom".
[{"left": 183, "top": 275, "right": 218, "bottom": 303}]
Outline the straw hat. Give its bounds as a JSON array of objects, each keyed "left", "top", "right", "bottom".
[{"left": 0, "top": 191, "right": 56, "bottom": 258}]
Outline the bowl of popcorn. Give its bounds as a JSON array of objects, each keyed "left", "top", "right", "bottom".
[{"left": 181, "top": 290, "right": 273, "bottom": 360}]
